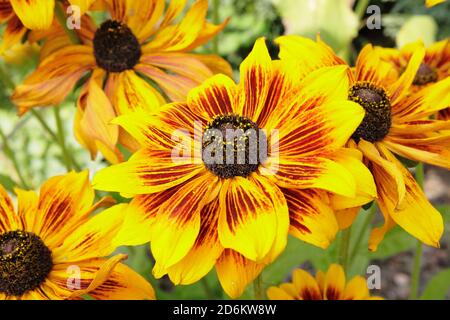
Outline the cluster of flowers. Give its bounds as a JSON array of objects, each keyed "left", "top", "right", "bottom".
[{"left": 0, "top": 0, "right": 449, "bottom": 300}]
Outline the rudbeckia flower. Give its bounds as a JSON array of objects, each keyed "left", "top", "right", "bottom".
[
  {"left": 11, "top": 0, "right": 231, "bottom": 163},
  {"left": 92, "top": 38, "right": 372, "bottom": 298},
  {"left": 0, "top": 171, "right": 155, "bottom": 300},
  {"left": 0, "top": 0, "right": 96, "bottom": 51},
  {"left": 276, "top": 35, "right": 450, "bottom": 250},
  {"left": 267, "top": 264, "right": 382, "bottom": 300},
  {"left": 375, "top": 39, "right": 450, "bottom": 120}
]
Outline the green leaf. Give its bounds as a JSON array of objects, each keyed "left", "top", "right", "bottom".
[
  {"left": 370, "top": 226, "right": 416, "bottom": 260},
  {"left": 420, "top": 269, "right": 450, "bottom": 300},
  {"left": 396, "top": 15, "right": 437, "bottom": 47},
  {"left": 0, "top": 174, "right": 16, "bottom": 193}
]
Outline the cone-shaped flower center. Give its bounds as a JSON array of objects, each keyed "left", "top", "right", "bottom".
[
  {"left": 93, "top": 20, "right": 141, "bottom": 73},
  {"left": 413, "top": 63, "right": 438, "bottom": 85},
  {"left": 202, "top": 114, "right": 267, "bottom": 179},
  {"left": 348, "top": 82, "right": 391, "bottom": 142},
  {"left": 0, "top": 231, "right": 53, "bottom": 297}
]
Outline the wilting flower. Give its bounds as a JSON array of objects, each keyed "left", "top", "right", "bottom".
[
  {"left": 425, "top": 0, "right": 447, "bottom": 7},
  {"left": 12, "top": 0, "right": 231, "bottom": 163},
  {"left": 0, "top": 0, "right": 96, "bottom": 52},
  {"left": 93, "top": 38, "right": 373, "bottom": 298},
  {"left": 0, "top": 171, "right": 154, "bottom": 300},
  {"left": 267, "top": 264, "right": 382, "bottom": 300},
  {"left": 276, "top": 35, "right": 450, "bottom": 250},
  {"left": 375, "top": 39, "right": 450, "bottom": 120}
]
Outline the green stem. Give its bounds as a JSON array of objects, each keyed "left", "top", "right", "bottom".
[
  {"left": 338, "top": 227, "right": 352, "bottom": 275},
  {"left": 30, "top": 109, "right": 58, "bottom": 141},
  {"left": 53, "top": 106, "right": 73, "bottom": 171},
  {"left": 0, "top": 127, "right": 30, "bottom": 189},
  {"left": 409, "top": 162, "right": 425, "bottom": 300},
  {"left": 349, "top": 204, "right": 377, "bottom": 262},
  {"left": 355, "top": 0, "right": 370, "bottom": 20},
  {"left": 212, "top": 0, "right": 220, "bottom": 54},
  {"left": 200, "top": 278, "right": 214, "bottom": 300},
  {"left": 54, "top": 2, "right": 81, "bottom": 44},
  {"left": 0, "top": 64, "right": 15, "bottom": 90},
  {"left": 253, "top": 273, "right": 264, "bottom": 300}
]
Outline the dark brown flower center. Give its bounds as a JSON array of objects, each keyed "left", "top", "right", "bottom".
[
  {"left": 0, "top": 231, "right": 53, "bottom": 297},
  {"left": 93, "top": 20, "right": 141, "bottom": 73},
  {"left": 413, "top": 63, "right": 438, "bottom": 86},
  {"left": 348, "top": 82, "right": 391, "bottom": 142},
  {"left": 202, "top": 114, "right": 267, "bottom": 179}
]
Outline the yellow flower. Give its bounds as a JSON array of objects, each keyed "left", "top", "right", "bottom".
[
  {"left": 267, "top": 264, "right": 382, "bottom": 300},
  {"left": 276, "top": 35, "right": 450, "bottom": 250},
  {"left": 11, "top": 0, "right": 231, "bottom": 163},
  {"left": 0, "top": 171, "right": 155, "bottom": 300},
  {"left": 425, "top": 0, "right": 446, "bottom": 7},
  {"left": 93, "top": 38, "right": 371, "bottom": 298},
  {"left": 375, "top": 39, "right": 450, "bottom": 120}
]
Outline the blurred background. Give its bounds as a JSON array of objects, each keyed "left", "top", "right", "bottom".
[{"left": 1, "top": 0, "right": 449, "bottom": 300}]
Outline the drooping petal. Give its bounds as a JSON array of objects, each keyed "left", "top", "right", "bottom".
[
  {"left": 10, "top": 0, "right": 54, "bottom": 30},
  {"left": 93, "top": 148, "right": 204, "bottom": 195},
  {"left": 284, "top": 188, "right": 339, "bottom": 249},
  {"left": 215, "top": 249, "right": 264, "bottom": 299},
  {"left": 372, "top": 143, "right": 443, "bottom": 248},
  {"left": 166, "top": 198, "right": 224, "bottom": 285},
  {"left": 218, "top": 175, "right": 281, "bottom": 262},
  {"left": 151, "top": 172, "right": 218, "bottom": 276},
  {"left": 12, "top": 46, "right": 95, "bottom": 112}
]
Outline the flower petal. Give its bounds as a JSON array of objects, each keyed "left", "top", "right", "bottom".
[
  {"left": 10, "top": 0, "right": 54, "bottom": 30},
  {"left": 218, "top": 175, "right": 281, "bottom": 262},
  {"left": 216, "top": 249, "right": 264, "bottom": 299},
  {"left": 12, "top": 46, "right": 95, "bottom": 111},
  {"left": 167, "top": 198, "right": 223, "bottom": 285},
  {"left": 1, "top": 15, "right": 26, "bottom": 52},
  {"left": 93, "top": 148, "right": 204, "bottom": 195},
  {"left": 15, "top": 187, "right": 39, "bottom": 233},
  {"left": 284, "top": 188, "right": 339, "bottom": 249},
  {"left": 344, "top": 276, "right": 370, "bottom": 300},
  {"left": 151, "top": 172, "right": 218, "bottom": 275},
  {"left": 292, "top": 268, "right": 322, "bottom": 300},
  {"left": 323, "top": 264, "right": 346, "bottom": 300}
]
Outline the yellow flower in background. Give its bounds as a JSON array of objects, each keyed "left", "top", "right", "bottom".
[
  {"left": 92, "top": 38, "right": 373, "bottom": 298},
  {"left": 425, "top": 0, "right": 446, "bottom": 7},
  {"left": 11, "top": 0, "right": 231, "bottom": 163},
  {"left": 0, "top": 171, "right": 155, "bottom": 300},
  {"left": 276, "top": 35, "right": 450, "bottom": 250},
  {"left": 0, "top": 0, "right": 96, "bottom": 52},
  {"left": 375, "top": 39, "right": 450, "bottom": 120},
  {"left": 267, "top": 264, "right": 382, "bottom": 300}
]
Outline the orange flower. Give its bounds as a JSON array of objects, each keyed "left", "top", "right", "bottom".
[{"left": 11, "top": 0, "right": 231, "bottom": 163}]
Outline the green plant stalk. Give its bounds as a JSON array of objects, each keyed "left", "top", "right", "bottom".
[
  {"left": 53, "top": 106, "right": 73, "bottom": 171},
  {"left": 253, "top": 273, "right": 264, "bottom": 300},
  {"left": 200, "top": 278, "right": 214, "bottom": 300},
  {"left": 0, "top": 64, "right": 15, "bottom": 90},
  {"left": 212, "top": 0, "right": 220, "bottom": 54},
  {"left": 338, "top": 227, "right": 352, "bottom": 274},
  {"left": 30, "top": 109, "right": 59, "bottom": 141},
  {"left": 54, "top": 2, "right": 81, "bottom": 44},
  {"left": 355, "top": 0, "right": 370, "bottom": 20},
  {"left": 409, "top": 162, "right": 425, "bottom": 300},
  {"left": 349, "top": 204, "right": 377, "bottom": 262},
  {"left": 0, "top": 128, "right": 30, "bottom": 189}
]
